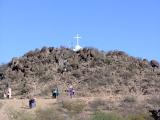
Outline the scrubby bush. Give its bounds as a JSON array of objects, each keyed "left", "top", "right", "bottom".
[
  {"left": 123, "top": 96, "right": 136, "bottom": 103},
  {"left": 91, "top": 112, "right": 124, "bottom": 120},
  {"left": 147, "top": 95, "right": 160, "bottom": 106},
  {"left": 1, "top": 47, "right": 160, "bottom": 98},
  {"left": 0, "top": 102, "right": 3, "bottom": 109},
  {"left": 89, "top": 99, "right": 106, "bottom": 111},
  {"left": 61, "top": 99, "right": 86, "bottom": 113},
  {"left": 8, "top": 110, "right": 35, "bottom": 120},
  {"left": 36, "top": 108, "right": 65, "bottom": 120},
  {"left": 8, "top": 108, "right": 65, "bottom": 120},
  {"left": 91, "top": 112, "right": 153, "bottom": 120},
  {"left": 126, "top": 114, "right": 153, "bottom": 120}
]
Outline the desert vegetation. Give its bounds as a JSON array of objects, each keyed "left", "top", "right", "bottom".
[
  {"left": 6, "top": 98, "right": 154, "bottom": 120},
  {"left": 0, "top": 102, "right": 3, "bottom": 109},
  {"left": 0, "top": 47, "right": 159, "bottom": 119},
  {"left": 0, "top": 47, "right": 159, "bottom": 98}
]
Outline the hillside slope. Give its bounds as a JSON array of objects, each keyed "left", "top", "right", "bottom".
[{"left": 0, "top": 47, "right": 160, "bottom": 98}]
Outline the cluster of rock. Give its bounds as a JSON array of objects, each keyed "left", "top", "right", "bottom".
[
  {"left": 0, "top": 47, "right": 160, "bottom": 98},
  {"left": 149, "top": 109, "right": 160, "bottom": 120}
]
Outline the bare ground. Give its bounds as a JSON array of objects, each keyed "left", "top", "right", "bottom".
[
  {"left": 0, "top": 94, "right": 150, "bottom": 120},
  {"left": 0, "top": 95, "right": 124, "bottom": 120}
]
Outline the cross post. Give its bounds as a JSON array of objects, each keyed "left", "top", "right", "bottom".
[{"left": 73, "top": 34, "right": 81, "bottom": 45}]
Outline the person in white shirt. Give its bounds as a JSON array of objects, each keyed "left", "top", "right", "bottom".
[{"left": 4, "top": 85, "right": 11, "bottom": 99}]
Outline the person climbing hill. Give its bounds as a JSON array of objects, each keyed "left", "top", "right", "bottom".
[
  {"left": 52, "top": 86, "right": 59, "bottom": 99},
  {"left": 3, "top": 84, "right": 11, "bottom": 99},
  {"left": 68, "top": 85, "right": 75, "bottom": 98}
]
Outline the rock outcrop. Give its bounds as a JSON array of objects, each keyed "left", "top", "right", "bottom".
[
  {"left": 0, "top": 47, "right": 159, "bottom": 98},
  {"left": 150, "top": 60, "right": 159, "bottom": 68},
  {"left": 149, "top": 109, "right": 160, "bottom": 120}
]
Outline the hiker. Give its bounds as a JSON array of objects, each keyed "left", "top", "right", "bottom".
[
  {"left": 68, "top": 85, "right": 75, "bottom": 98},
  {"left": 4, "top": 85, "right": 12, "bottom": 99},
  {"left": 29, "top": 98, "right": 36, "bottom": 109},
  {"left": 7, "top": 87, "right": 11, "bottom": 99},
  {"left": 52, "top": 87, "right": 59, "bottom": 99},
  {"left": 3, "top": 89, "right": 7, "bottom": 98}
]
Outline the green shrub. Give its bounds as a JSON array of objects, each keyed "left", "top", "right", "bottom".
[
  {"left": 126, "top": 114, "right": 153, "bottom": 120},
  {"left": 62, "top": 99, "right": 86, "bottom": 113},
  {"left": 91, "top": 112, "right": 152, "bottom": 120},
  {"left": 105, "top": 59, "right": 112, "bottom": 65},
  {"left": 36, "top": 108, "right": 65, "bottom": 120},
  {"left": 123, "top": 96, "right": 136, "bottom": 103},
  {"left": 0, "top": 102, "right": 3, "bottom": 109},
  {"left": 148, "top": 95, "right": 160, "bottom": 106},
  {"left": 8, "top": 107, "right": 66, "bottom": 120},
  {"left": 91, "top": 112, "right": 124, "bottom": 120},
  {"left": 89, "top": 99, "right": 106, "bottom": 111},
  {"left": 8, "top": 110, "right": 35, "bottom": 120}
]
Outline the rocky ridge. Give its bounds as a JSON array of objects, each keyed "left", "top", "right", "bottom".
[{"left": 0, "top": 47, "right": 160, "bottom": 98}]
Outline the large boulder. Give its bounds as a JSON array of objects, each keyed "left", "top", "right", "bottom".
[
  {"left": 0, "top": 73, "right": 5, "bottom": 80},
  {"left": 150, "top": 60, "right": 159, "bottom": 68},
  {"left": 149, "top": 109, "right": 160, "bottom": 120}
]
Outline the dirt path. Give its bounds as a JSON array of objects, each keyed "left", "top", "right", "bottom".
[
  {"left": 0, "top": 95, "right": 122, "bottom": 120},
  {"left": 0, "top": 98, "right": 58, "bottom": 120},
  {"left": 0, "top": 100, "right": 9, "bottom": 120}
]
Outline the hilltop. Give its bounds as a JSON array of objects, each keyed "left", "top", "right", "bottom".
[{"left": 0, "top": 47, "right": 160, "bottom": 98}]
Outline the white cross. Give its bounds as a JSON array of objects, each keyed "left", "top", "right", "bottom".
[{"left": 73, "top": 33, "right": 81, "bottom": 46}]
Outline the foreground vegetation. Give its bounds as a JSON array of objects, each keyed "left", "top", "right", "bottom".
[
  {"left": 0, "top": 47, "right": 159, "bottom": 120},
  {"left": 0, "top": 47, "right": 160, "bottom": 98},
  {"left": 7, "top": 98, "right": 154, "bottom": 120},
  {"left": 8, "top": 109, "right": 153, "bottom": 120}
]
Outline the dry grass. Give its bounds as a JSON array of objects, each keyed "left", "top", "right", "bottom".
[
  {"left": 35, "top": 108, "right": 65, "bottom": 120},
  {"left": 1, "top": 47, "right": 159, "bottom": 98},
  {"left": 89, "top": 99, "right": 106, "bottom": 111},
  {"left": 61, "top": 99, "right": 86, "bottom": 114},
  {"left": 123, "top": 96, "right": 137, "bottom": 103},
  {"left": 5, "top": 97, "right": 154, "bottom": 120},
  {"left": 0, "top": 102, "right": 3, "bottom": 109},
  {"left": 8, "top": 107, "right": 65, "bottom": 120},
  {"left": 91, "top": 112, "right": 124, "bottom": 120},
  {"left": 8, "top": 110, "right": 35, "bottom": 120}
]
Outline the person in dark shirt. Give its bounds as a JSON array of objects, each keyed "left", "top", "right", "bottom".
[{"left": 29, "top": 98, "right": 36, "bottom": 108}]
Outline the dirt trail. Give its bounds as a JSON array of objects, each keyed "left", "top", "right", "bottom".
[
  {"left": 0, "top": 100, "right": 9, "bottom": 120},
  {"left": 0, "top": 95, "right": 122, "bottom": 120},
  {"left": 0, "top": 98, "right": 57, "bottom": 120}
]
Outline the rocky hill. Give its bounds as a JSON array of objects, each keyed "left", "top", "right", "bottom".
[{"left": 0, "top": 47, "right": 160, "bottom": 98}]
